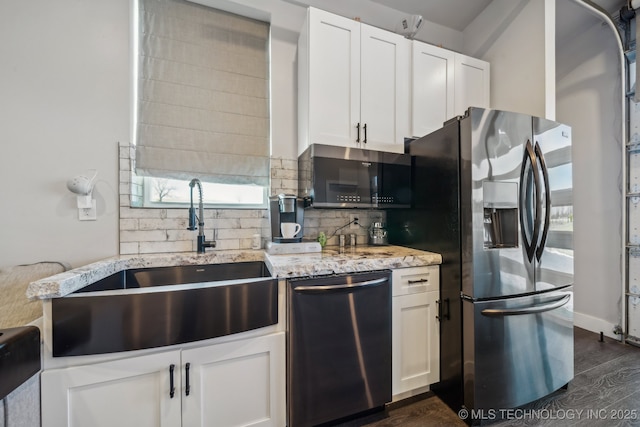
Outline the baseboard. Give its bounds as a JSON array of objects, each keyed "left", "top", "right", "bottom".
[{"left": 574, "top": 311, "right": 621, "bottom": 340}]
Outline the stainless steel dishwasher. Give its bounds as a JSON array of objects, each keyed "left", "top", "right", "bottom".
[{"left": 287, "top": 270, "right": 391, "bottom": 427}]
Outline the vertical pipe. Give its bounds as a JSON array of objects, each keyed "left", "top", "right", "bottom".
[{"left": 569, "top": 0, "right": 627, "bottom": 341}]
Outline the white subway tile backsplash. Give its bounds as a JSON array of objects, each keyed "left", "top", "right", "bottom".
[
  {"left": 216, "top": 228, "right": 259, "bottom": 240},
  {"left": 139, "top": 241, "right": 193, "bottom": 254},
  {"left": 239, "top": 218, "right": 264, "bottom": 229},
  {"left": 167, "top": 229, "right": 198, "bottom": 241},
  {"left": 120, "top": 230, "right": 168, "bottom": 243},
  {"left": 119, "top": 242, "right": 139, "bottom": 255},
  {"left": 120, "top": 219, "right": 139, "bottom": 230},
  {"left": 212, "top": 239, "right": 240, "bottom": 250},
  {"left": 119, "top": 144, "right": 384, "bottom": 254},
  {"left": 139, "top": 218, "right": 186, "bottom": 230}
]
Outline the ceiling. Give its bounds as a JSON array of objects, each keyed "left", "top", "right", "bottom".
[
  {"left": 369, "top": 0, "right": 492, "bottom": 31},
  {"left": 370, "top": 0, "right": 624, "bottom": 32}
]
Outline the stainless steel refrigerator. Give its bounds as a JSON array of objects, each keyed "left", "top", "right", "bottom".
[{"left": 388, "top": 107, "right": 574, "bottom": 414}]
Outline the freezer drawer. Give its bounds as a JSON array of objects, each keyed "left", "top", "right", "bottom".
[{"left": 463, "top": 288, "right": 573, "bottom": 412}]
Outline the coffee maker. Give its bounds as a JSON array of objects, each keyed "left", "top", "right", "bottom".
[{"left": 269, "top": 194, "right": 305, "bottom": 243}]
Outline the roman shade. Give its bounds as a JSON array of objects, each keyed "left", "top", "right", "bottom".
[{"left": 135, "top": 0, "right": 270, "bottom": 186}]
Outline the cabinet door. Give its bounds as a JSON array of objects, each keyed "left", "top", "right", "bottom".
[
  {"left": 181, "top": 332, "right": 285, "bottom": 427},
  {"left": 411, "top": 42, "right": 455, "bottom": 137},
  {"left": 41, "top": 350, "right": 182, "bottom": 427},
  {"left": 360, "top": 24, "right": 410, "bottom": 153},
  {"left": 392, "top": 291, "right": 440, "bottom": 396},
  {"left": 454, "top": 54, "right": 490, "bottom": 117},
  {"left": 307, "top": 8, "right": 360, "bottom": 149}
]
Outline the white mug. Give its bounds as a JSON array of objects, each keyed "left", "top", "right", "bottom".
[{"left": 281, "top": 222, "right": 302, "bottom": 239}]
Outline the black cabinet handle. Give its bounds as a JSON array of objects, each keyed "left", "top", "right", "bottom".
[
  {"left": 169, "top": 364, "right": 175, "bottom": 398},
  {"left": 436, "top": 298, "right": 451, "bottom": 321},
  {"left": 356, "top": 123, "right": 361, "bottom": 143},
  {"left": 363, "top": 123, "right": 367, "bottom": 144},
  {"left": 185, "top": 362, "right": 191, "bottom": 396}
]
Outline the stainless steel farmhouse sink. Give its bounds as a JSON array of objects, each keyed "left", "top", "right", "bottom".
[
  {"left": 51, "top": 261, "right": 277, "bottom": 357},
  {"left": 0, "top": 326, "right": 40, "bottom": 399}
]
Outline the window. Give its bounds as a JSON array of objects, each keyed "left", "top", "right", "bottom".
[
  {"left": 142, "top": 176, "right": 266, "bottom": 208},
  {"left": 133, "top": 0, "right": 270, "bottom": 208}
]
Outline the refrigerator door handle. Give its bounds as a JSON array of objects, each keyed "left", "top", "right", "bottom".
[
  {"left": 534, "top": 143, "right": 551, "bottom": 262},
  {"left": 519, "top": 140, "right": 541, "bottom": 262},
  {"left": 480, "top": 294, "right": 570, "bottom": 317}
]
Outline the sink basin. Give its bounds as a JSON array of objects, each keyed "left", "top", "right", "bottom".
[
  {"left": 52, "top": 261, "right": 277, "bottom": 357},
  {"left": 76, "top": 261, "right": 271, "bottom": 292},
  {"left": 0, "top": 326, "right": 40, "bottom": 400}
]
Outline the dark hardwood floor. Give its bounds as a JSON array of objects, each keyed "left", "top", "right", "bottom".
[{"left": 334, "top": 328, "right": 640, "bottom": 427}]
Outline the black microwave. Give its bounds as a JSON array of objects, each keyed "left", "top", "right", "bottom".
[{"left": 298, "top": 144, "right": 411, "bottom": 208}]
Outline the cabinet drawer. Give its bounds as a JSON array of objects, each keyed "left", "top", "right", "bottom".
[{"left": 392, "top": 266, "right": 439, "bottom": 296}]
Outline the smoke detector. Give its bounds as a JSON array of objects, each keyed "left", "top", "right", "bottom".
[{"left": 395, "top": 14, "right": 423, "bottom": 39}]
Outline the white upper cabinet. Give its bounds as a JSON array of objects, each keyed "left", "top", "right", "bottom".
[
  {"left": 411, "top": 42, "right": 455, "bottom": 138},
  {"left": 299, "top": 8, "right": 360, "bottom": 152},
  {"left": 299, "top": 7, "right": 490, "bottom": 150},
  {"left": 360, "top": 24, "right": 410, "bottom": 153},
  {"left": 411, "top": 42, "right": 490, "bottom": 137},
  {"left": 298, "top": 7, "right": 410, "bottom": 155},
  {"left": 454, "top": 53, "right": 491, "bottom": 117}
]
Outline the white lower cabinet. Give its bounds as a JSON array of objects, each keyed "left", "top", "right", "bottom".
[
  {"left": 41, "top": 332, "right": 285, "bottom": 427},
  {"left": 391, "top": 266, "right": 440, "bottom": 398},
  {"left": 181, "top": 333, "right": 285, "bottom": 427},
  {"left": 41, "top": 349, "right": 182, "bottom": 427}
]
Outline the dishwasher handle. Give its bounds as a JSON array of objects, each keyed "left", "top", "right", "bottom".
[{"left": 293, "top": 277, "right": 388, "bottom": 293}]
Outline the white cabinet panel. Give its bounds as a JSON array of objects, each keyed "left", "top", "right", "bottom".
[
  {"left": 300, "top": 8, "right": 489, "bottom": 154},
  {"left": 391, "top": 265, "right": 441, "bottom": 398},
  {"left": 411, "top": 42, "right": 455, "bottom": 137},
  {"left": 42, "top": 350, "right": 182, "bottom": 427},
  {"left": 391, "top": 265, "right": 439, "bottom": 296},
  {"left": 360, "top": 24, "right": 410, "bottom": 152},
  {"left": 412, "top": 44, "right": 489, "bottom": 136},
  {"left": 305, "top": 8, "right": 360, "bottom": 149},
  {"left": 392, "top": 291, "right": 440, "bottom": 396},
  {"left": 182, "top": 333, "right": 285, "bottom": 427},
  {"left": 454, "top": 54, "right": 490, "bottom": 117},
  {"left": 299, "top": 7, "right": 409, "bottom": 155},
  {"left": 42, "top": 333, "right": 286, "bottom": 427}
]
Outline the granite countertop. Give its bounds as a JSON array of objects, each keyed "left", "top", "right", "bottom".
[
  {"left": 27, "top": 245, "right": 442, "bottom": 300},
  {"left": 265, "top": 245, "right": 441, "bottom": 278}
]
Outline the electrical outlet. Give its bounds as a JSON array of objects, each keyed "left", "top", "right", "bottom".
[
  {"left": 78, "top": 200, "right": 97, "bottom": 221},
  {"left": 349, "top": 214, "right": 359, "bottom": 229}
]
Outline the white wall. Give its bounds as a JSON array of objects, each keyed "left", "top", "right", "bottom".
[
  {"left": 193, "top": 0, "right": 464, "bottom": 160},
  {"left": 463, "top": 0, "right": 548, "bottom": 118},
  {"left": 556, "top": 6, "right": 623, "bottom": 336},
  {"left": 0, "top": 0, "right": 130, "bottom": 268},
  {"left": 0, "top": 0, "right": 460, "bottom": 269}
]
